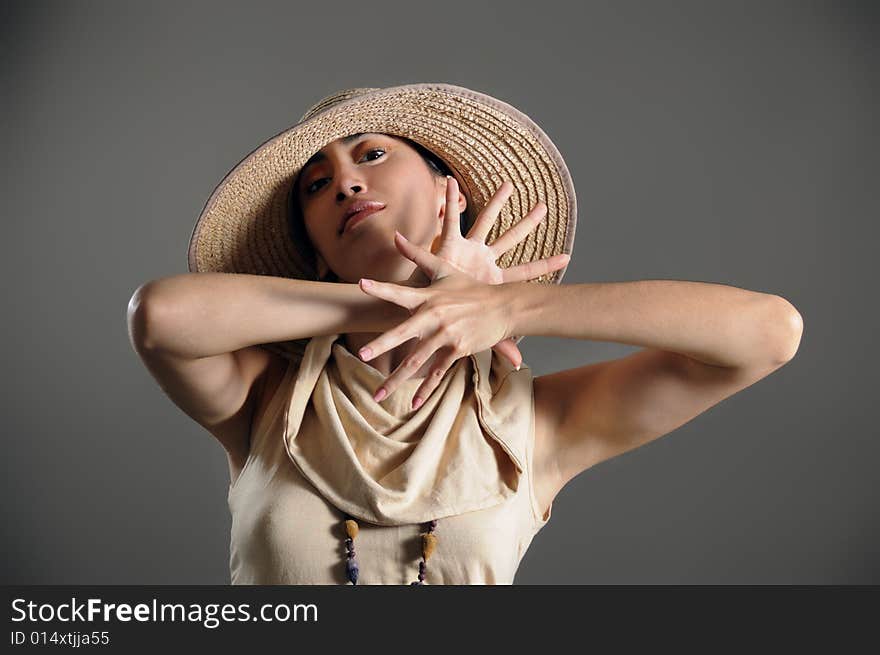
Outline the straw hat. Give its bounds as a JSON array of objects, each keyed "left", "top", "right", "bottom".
[{"left": 187, "top": 82, "right": 578, "bottom": 362}]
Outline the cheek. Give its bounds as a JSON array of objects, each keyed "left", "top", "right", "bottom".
[
  {"left": 398, "top": 208, "right": 437, "bottom": 248},
  {"left": 396, "top": 189, "right": 441, "bottom": 236},
  {"left": 303, "top": 204, "right": 337, "bottom": 236}
]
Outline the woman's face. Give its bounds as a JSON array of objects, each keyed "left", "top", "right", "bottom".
[{"left": 296, "top": 132, "right": 467, "bottom": 283}]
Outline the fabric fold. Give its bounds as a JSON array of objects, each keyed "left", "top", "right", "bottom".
[{"left": 281, "top": 333, "right": 532, "bottom": 526}]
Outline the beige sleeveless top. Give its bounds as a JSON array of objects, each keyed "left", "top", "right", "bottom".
[{"left": 227, "top": 333, "right": 552, "bottom": 585}]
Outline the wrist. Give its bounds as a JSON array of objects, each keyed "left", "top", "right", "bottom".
[
  {"left": 503, "top": 280, "right": 546, "bottom": 339},
  {"left": 344, "top": 281, "right": 410, "bottom": 333}
]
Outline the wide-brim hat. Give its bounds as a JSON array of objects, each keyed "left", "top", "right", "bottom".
[{"left": 187, "top": 82, "right": 578, "bottom": 362}]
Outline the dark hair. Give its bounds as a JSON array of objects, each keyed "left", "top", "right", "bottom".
[{"left": 286, "top": 135, "right": 468, "bottom": 282}]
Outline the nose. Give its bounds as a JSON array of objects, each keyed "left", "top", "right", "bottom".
[
  {"left": 336, "top": 184, "right": 364, "bottom": 201},
  {"left": 333, "top": 163, "right": 368, "bottom": 200}
]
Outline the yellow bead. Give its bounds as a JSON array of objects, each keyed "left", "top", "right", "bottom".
[
  {"left": 421, "top": 533, "right": 438, "bottom": 560},
  {"left": 345, "top": 519, "right": 359, "bottom": 539}
]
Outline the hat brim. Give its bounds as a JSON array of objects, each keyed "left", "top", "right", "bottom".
[{"left": 187, "top": 82, "right": 577, "bottom": 357}]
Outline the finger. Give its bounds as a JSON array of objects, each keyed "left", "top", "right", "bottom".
[
  {"left": 467, "top": 180, "right": 515, "bottom": 245},
  {"left": 491, "top": 338, "right": 523, "bottom": 369},
  {"left": 500, "top": 253, "right": 571, "bottom": 284},
  {"left": 411, "top": 345, "right": 460, "bottom": 410},
  {"left": 372, "top": 331, "right": 447, "bottom": 403},
  {"left": 488, "top": 201, "right": 548, "bottom": 256},
  {"left": 357, "top": 313, "right": 427, "bottom": 364},
  {"left": 393, "top": 231, "right": 443, "bottom": 280},
  {"left": 441, "top": 175, "right": 466, "bottom": 242},
  {"left": 358, "top": 277, "right": 424, "bottom": 313}
]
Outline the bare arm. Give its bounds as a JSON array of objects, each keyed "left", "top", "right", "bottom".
[
  {"left": 504, "top": 279, "right": 802, "bottom": 493},
  {"left": 508, "top": 279, "right": 801, "bottom": 368},
  {"left": 131, "top": 272, "right": 410, "bottom": 358},
  {"left": 126, "top": 273, "right": 410, "bottom": 473}
]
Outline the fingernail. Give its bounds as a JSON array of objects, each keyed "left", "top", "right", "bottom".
[
  {"left": 412, "top": 396, "right": 424, "bottom": 410},
  {"left": 373, "top": 387, "right": 387, "bottom": 402},
  {"left": 359, "top": 347, "right": 372, "bottom": 360},
  {"left": 515, "top": 363, "right": 521, "bottom": 371},
  {"left": 360, "top": 278, "right": 373, "bottom": 288}
]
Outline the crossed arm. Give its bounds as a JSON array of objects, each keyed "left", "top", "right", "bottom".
[{"left": 510, "top": 279, "right": 803, "bottom": 488}]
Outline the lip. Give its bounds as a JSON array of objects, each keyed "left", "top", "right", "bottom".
[
  {"left": 341, "top": 205, "right": 385, "bottom": 234},
  {"left": 340, "top": 199, "right": 386, "bottom": 233}
]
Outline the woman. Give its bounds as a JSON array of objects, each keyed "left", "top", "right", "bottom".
[{"left": 128, "top": 84, "right": 803, "bottom": 585}]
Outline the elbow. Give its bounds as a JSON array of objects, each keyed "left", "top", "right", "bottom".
[
  {"left": 762, "top": 295, "right": 804, "bottom": 365},
  {"left": 126, "top": 281, "right": 166, "bottom": 353}
]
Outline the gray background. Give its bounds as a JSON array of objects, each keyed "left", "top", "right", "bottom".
[{"left": 3, "top": 0, "right": 876, "bottom": 584}]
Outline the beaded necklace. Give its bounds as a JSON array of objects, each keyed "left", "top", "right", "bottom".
[{"left": 343, "top": 514, "right": 439, "bottom": 585}]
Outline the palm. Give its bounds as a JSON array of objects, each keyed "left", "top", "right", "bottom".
[{"left": 431, "top": 237, "right": 506, "bottom": 285}]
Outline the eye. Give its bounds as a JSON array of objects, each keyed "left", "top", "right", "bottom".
[{"left": 304, "top": 148, "right": 386, "bottom": 195}]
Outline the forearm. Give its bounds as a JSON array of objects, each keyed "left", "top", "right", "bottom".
[
  {"left": 128, "top": 272, "right": 408, "bottom": 358},
  {"left": 506, "top": 279, "right": 802, "bottom": 368}
]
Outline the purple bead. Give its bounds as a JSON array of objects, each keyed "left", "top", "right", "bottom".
[{"left": 346, "top": 559, "right": 359, "bottom": 584}]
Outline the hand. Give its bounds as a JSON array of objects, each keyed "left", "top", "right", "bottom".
[
  {"left": 357, "top": 268, "right": 516, "bottom": 409},
  {"left": 393, "top": 176, "right": 569, "bottom": 368}
]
